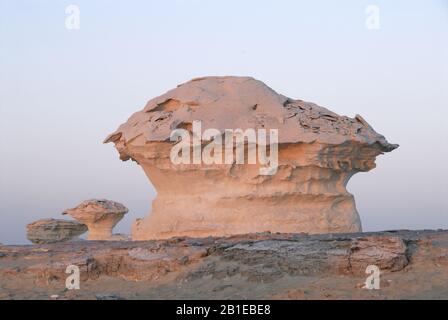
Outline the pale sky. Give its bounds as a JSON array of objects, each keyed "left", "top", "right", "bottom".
[{"left": 1, "top": 0, "right": 447, "bottom": 244}]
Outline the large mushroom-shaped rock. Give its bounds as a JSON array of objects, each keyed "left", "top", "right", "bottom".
[
  {"left": 26, "top": 219, "right": 87, "bottom": 244},
  {"left": 62, "top": 199, "right": 128, "bottom": 240},
  {"left": 104, "top": 76, "right": 398, "bottom": 240}
]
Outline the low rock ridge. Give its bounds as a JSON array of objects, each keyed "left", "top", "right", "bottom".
[{"left": 1, "top": 230, "right": 447, "bottom": 299}]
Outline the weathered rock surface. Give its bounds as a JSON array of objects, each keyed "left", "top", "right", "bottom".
[
  {"left": 62, "top": 199, "right": 128, "bottom": 241},
  {"left": 26, "top": 219, "right": 87, "bottom": 244},
  {"left": 105, "top": 76, "right": 398, "bottom": 240},
  {"left": 1, "top": 230, "right": 447, "bottom": 299}
]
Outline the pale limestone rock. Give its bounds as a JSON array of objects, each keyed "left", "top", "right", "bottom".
[
  {"left": 62, "top": 199, "right": 128, "bottom": 240},
  {"left": 26, "top": 219, "right": 87, "bottom": 244},
  {"left": 104, "top": 76, "right": 398, "bottom": 240}
]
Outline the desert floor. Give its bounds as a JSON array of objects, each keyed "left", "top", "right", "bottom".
[{"left": 1, "top": 230, "right": 447, "bottom": 300}]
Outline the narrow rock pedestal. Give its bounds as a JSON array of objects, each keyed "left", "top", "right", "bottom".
[{"left": 62, "top": 199, "right": 128, "bottom": 240}]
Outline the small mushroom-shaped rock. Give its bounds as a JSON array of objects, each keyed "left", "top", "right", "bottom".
[
  {"left": 26, "top": 219, "right": 87, "bottom": 244},
  {"left": 62, "top": 199, "right": 128, "bottom": 240}
]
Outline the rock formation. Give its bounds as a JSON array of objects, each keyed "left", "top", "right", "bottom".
[
  {"left": 26, "top": 219, "right": 87, "bottom": 244},
  {"left": 104, "top": 76, "right": 398, "bottom": 240},
  {"left": 1, "top": 230, "right": 447, "bottom": 299},
  {"left": 62, "top": 199, "right": 128, "bottom": 240}
]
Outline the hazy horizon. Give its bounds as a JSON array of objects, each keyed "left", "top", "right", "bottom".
[{"left": 1, "top": 0, "right": 447, "bottom": 244}]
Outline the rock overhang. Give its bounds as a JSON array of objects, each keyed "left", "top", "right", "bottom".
[
  {"left": 103, "top": 76, "right": 398, "bottom": 239},
  {"left": 104, "top": 76, "right": 398, "bottom": 154}
]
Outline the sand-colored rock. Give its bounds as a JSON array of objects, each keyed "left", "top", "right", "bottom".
[
  {"left": 1, "top": 230, "right": 447, "bottom": 299},
  {"left": 26, "top": 219, "right": 87, "bottom": 244},
  {"left": 62, "top": 199, "right": 128, "bottom": 240},
  {"left": 104, "top": 76, "right": 398, "bottom": 240}
]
